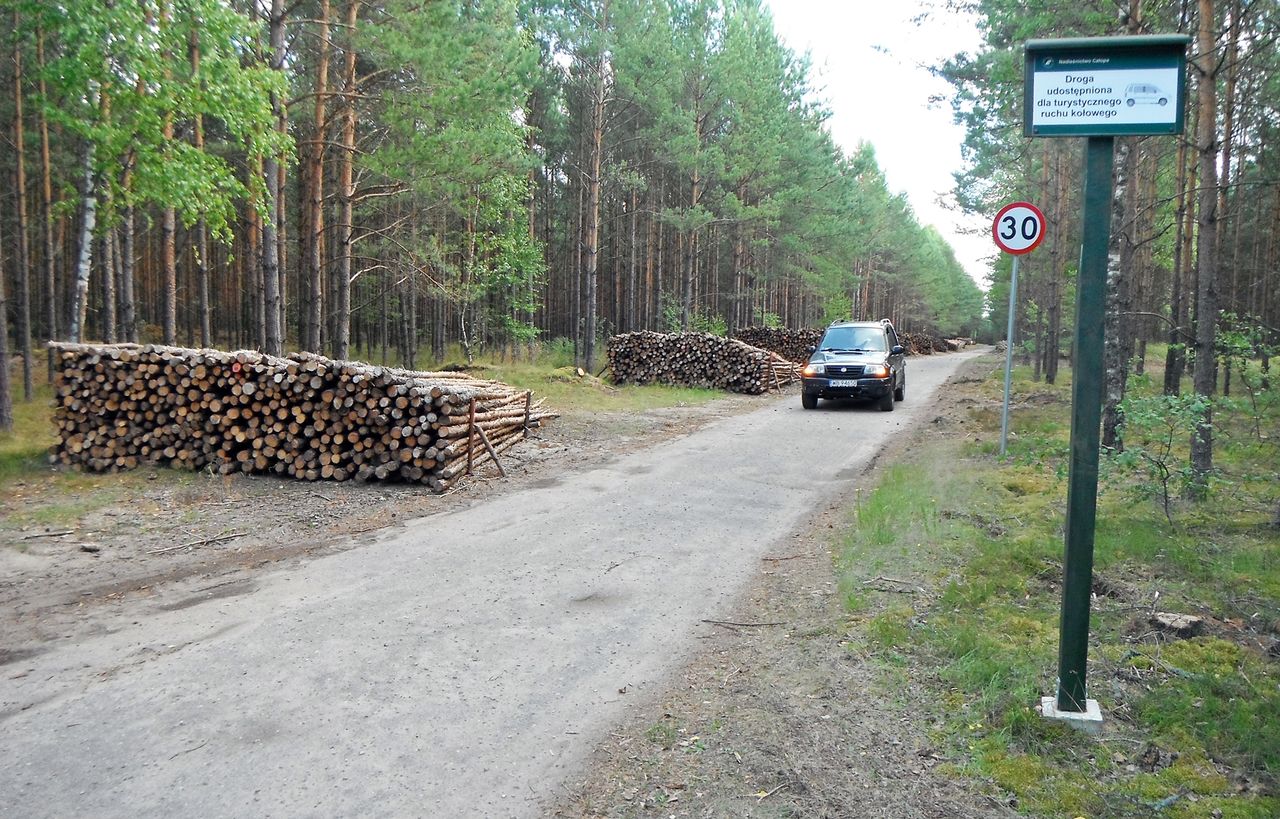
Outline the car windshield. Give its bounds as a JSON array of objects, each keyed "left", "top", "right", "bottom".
[{"left": 820, "top": 328, "right": 885, "bottom": 352}]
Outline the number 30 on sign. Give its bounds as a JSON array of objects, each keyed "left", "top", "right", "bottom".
[{"left": 992, "top": 202, "right": 1046, "bottom": 255}]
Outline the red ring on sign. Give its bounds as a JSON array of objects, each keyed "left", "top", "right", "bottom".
[{"left": 992, "top": 201, "right": 1047, "bottom": 255}]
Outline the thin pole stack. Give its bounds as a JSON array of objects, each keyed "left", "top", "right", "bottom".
[
  {"left": 607, "top": 331, "right": 800, "bottom": 394},
  {"left": 50, "top": 342, "right": 555, "bottom": 492}
]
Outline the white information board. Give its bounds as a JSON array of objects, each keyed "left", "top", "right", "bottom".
[{"left": 1031, "top": 64, "right": 1180, "bottom": 130}]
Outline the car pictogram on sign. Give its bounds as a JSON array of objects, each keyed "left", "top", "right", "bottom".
[{"left": 1125, "top": 83, "right": 1168, "bottom": 106}]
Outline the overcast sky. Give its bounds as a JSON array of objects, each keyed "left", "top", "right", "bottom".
[{"left": 763, "top": 0, "right": 994, "bottom": 288}]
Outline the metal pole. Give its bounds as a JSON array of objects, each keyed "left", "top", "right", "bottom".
[
  {"left": 1056, "top": 136, "right": 1114, "bottom": 712},
  {"left": 999, "top": 255, "right": 1020, "bottom": 457}
]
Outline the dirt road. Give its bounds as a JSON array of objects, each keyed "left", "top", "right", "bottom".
[{"left": 1, "top": 348, "right": 985, "bottom": 817}]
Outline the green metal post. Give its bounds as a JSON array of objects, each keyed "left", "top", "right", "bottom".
[{"left": 1057, "top": 136, "right": 1114, "bottom": 712}]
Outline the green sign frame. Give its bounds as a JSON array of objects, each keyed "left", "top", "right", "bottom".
[{"left": 1024, "top": 35, "right": 1190, "bottom": 138}]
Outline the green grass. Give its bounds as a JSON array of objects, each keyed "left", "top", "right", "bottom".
[
  {"left": 837, "top": 347, "right": 1280, "bottom": 816},
  {"left": 0, "top": 381, "right": 56, "bottom": 481}
]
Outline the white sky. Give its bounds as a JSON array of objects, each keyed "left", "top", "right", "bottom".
[{"left": 763, "top": 0, "right": 995, "bottom": 288}]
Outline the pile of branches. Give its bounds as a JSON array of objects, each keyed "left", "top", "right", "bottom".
[
  {"left": 51, "top": 342, "right": 556, "bottom": 492},
  {"left": 733, "top": 327, "right": 823, "bottom": 364},
  {"left": 607, "top": 332, "right": 800, "bottom": 394}
]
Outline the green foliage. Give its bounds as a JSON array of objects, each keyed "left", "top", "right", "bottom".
[
  {"left": 820, "top": 295, "right": 852, "bottom": 327},
  {"left": 753, "top": 310, "right": 783, "bottom": 329},
  {"left": 360, "top": 0, "right": 544, "bottom": 354},
  {"left": 1109, "top": 375, "right": 1215, "bottom": 524},
  {"left": 18, "top": 0, "right": 287, "bottom": 237},
  {"left": 660, "top": 292, "right": 726, "bottom": 336}
]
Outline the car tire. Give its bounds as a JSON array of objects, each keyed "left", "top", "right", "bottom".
[
  {"left": 878, "top": 391, "right": 894, "bottom": 412},
  {"left": 1127, "top": 98, "right": 1136, "bottom": 106},
  {"left": 1159, "top": 97, "right": 1167, "bottom": 105},
  {"left": 894, "top": 377, "right": 905, "bottom": 402},
  {"left": 802, "top": 392, "right": 818, "bottom": 410}
]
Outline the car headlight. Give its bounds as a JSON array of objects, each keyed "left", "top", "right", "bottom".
[
  {"left": 863, "top": 364, "right": 889, "bottom": 378},
  {"left": 802, "top": 363, "right": 824, "bottom": 376}
]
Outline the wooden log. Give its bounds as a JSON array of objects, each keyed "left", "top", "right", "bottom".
[{"left": 48, "top": 341, "right": 555, "bottom": 491}]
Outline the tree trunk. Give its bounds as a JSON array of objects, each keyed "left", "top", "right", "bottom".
[
  {"left": 67, "top": 141, "right": 96, "bottom": 345},
  {"left": 681, "top": 169, "right": 699, "bottom": 332},
  {"left": 36, "top": 28, "right": 57, "bottom": 382},
  {"left": 1045, "top": 144, "right": 1064, "bottom": 384},
  {"left": 334, "top": 0, "right": 359, "bottom": 360},
  {"left": 583, "top": 43, "right": 607, "bottom": 372},
  {"left": 100, "top": 219, "right": 117, "bottom": 343},
  {"left": 1102, "top": 138, "right": 1136, "bottom": 450},
  {"left": 0, "top": 212, "right": 11, "bottom": 430},
  {"left": 11, "top": 16, "right": 33, "bottom": 399},
  {"left": 304, "top": 0, "right": 331, "bottom": 352},
  {"left": 157, "top": 3, "right": 177, "bottom": 346},
  {"left": 118, "top": 195, "right": 136, "bottom": 342},
  {"left": 1189, "top": 0, "right": 1220, "bottom": 495},
  {"left": 260, "top": 0, "right": 286, "bottom": 356},
  {"left": 188, "top": 28, "right": 212, "bottom": 347}
]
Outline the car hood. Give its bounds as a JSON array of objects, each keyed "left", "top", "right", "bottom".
[{"left": 808, "top": 350, "right": 889, "bottom": 366}]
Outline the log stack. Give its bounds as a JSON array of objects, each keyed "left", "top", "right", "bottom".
[
  {"left": 50, "top": 342, "right": 556, "bottom": 492},
  {"left": 607, "top": 331, "right": 800, "bottom": 394},
  {"left": 733, "top": 327, "right": 823, "bottom": 364},
  {"left": 902, "top": 332, "right": 940, "bottom": 355}
]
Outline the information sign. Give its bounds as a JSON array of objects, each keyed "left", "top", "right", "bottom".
[{"left": 1025, "top": 36, "right": 1189, "bottom": 137}]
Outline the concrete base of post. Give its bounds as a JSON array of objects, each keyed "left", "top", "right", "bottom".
[{"left": 1040, "top": 696, "right": 1103, "bottom": 734}]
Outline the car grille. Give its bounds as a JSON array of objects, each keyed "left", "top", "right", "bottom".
[{"left": 825, "top": 364, "right": 865, "bottom": 378}]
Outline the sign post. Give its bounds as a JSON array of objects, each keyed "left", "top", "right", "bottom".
[
  {"left": 1023, "top": 35, "right": 1189, "bottom": 731},
  {"left": 992, "top": 202, "right": 1046, "bottom": 457}
]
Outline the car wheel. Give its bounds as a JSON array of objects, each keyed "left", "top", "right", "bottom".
[
  {"left": 802, "top": 392, "right": 818, "bottom": 410},
  {"left": 894, "top": 377, "right": 905, "bottom": 402},
  {"left": 878, "top": 391, "right": 894, "bottom": 412},
  {"left": 1159, "top": 97, "right": 1167, "bottom": 105},
  {"left": 1127, "top": 98, "right": 1136, "bottom": 106}
]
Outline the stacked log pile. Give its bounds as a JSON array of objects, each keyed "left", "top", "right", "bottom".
[
  {"left": 51, "top": 342, "right": 555, "bottom": 491},
  {"left": 901, "top": 332, "right": 942, "bottom": 355},
  {"left": 733, "top": 327, "right": 823, "bottom": 364},
  {"left": 902, "top": 333, "right": 977, "bottom": 354},
  {"left": 607, "top": 331, "right": 800, "bottom": 394}
]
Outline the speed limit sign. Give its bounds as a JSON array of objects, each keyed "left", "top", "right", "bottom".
[{"left": 992, "top": 202, "right": 1046, "bottom": 255}]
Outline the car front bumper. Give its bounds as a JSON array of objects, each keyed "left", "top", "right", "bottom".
[{"left": 801, "top": 376, "right": 892, "bottom": 400}]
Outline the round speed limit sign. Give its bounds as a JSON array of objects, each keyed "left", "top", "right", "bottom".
[{"left": 992, "top": 202, "right": 1046, "bottom": 255}]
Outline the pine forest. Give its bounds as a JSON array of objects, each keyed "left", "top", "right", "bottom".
[{"left": 1, "top": 0, "right": 1278, "bottom": 469}]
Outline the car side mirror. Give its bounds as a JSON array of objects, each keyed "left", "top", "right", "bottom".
[
  {"left": 807, "top": 345, "right": 817, "bottom": 354},
  {"left": 891, "top": 345, "right": 904, "bottom": 355}
]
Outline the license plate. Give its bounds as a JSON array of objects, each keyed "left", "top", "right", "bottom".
[{"left": 829, "top": 379, "right": 858, "bottom": 387}]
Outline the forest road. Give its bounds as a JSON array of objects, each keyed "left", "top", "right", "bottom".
[{"left": 0, "top": 348, "right": 986, "bottom": 818}]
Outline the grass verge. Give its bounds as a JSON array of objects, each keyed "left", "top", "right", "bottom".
[{"left": 838, "top": 353, "right": 1279, "bottom": 818}]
